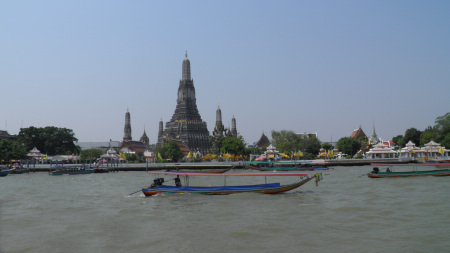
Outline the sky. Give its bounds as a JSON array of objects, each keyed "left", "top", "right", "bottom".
[{"left": 1, "top": 0, "right": 450, "bottom": 146}]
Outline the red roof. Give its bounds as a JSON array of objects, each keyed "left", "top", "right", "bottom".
[{"left": 350, "top": 127, "right": 367, "bottom": 139}]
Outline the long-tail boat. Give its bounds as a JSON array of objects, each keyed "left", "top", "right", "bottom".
[
  {"left": 142, "top": 171, "right": 320, "bottom": 196},
  {"left": 49, "top": 165, "right": 94, "bottom": 176},
  {"left": 367, "top": 163, "right": 450, "bottom": 178}
]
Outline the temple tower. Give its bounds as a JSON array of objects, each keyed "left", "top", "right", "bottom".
[
  {"left": 123, "top": 109, "right": 132, "bottom": 142},
  {"left": 215, "top": 106, "right": 223, "bottom": 128},
  {"left": 157, "top": 52, "right": 211, "bottom": 154},
  {"left": 370, "top": 122, "right": 379, "bottom": 145},
  {"left": 158, "top": 119, "right": 163, "bottom": 139},
  {"left": 231, "top": 116, "right": 237, "bottom": 136}
]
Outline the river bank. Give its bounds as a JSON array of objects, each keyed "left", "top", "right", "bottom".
[{"left": 12, "top": 158, "right": 415, "bottom": 172}]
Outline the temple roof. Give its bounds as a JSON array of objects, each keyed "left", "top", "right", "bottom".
[
  {"left": 120, "top": 141, "right": 147, "bottom": 153},
  {"left": 256, "top": 133, "right": 270, "bottom": 148},
  {"left": 350, "top": 127, "right": 367, "bottom": 139}
]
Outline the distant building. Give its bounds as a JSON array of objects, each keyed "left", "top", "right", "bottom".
[
  {"left": 78, "top": 141, "right": 121, "bottom": 151},
  {"left": 0, "top": 130, "right": 15, "bottom": 141},
  {"left": 369, "top": 123, "right": 379, "bottom": 145},
  {"left": 120, "top": 110, "right": 148, "bottom": 153},
  {"left": 213, "top": 105, "right": 238, "bottom": 137},
  {"left": 296, "top": 132, "right": 318, "bottom": 139},
  {"left": 123, "top": 109, "right": 132, "bottom": 142},
  {"left": 140, "top": 129, "right": 149, "bottom": 146},
  {"left": 365, "top": 142, "right": 396, "bottom": 159},
  {"left": 398, "top": 140, "right": 449, "bottom": 161},
  {"left": 231, "top": 116, "right": 237, "bottom": 137},
  {"left": 157, "top": 52, "right": 211, "bottom": 155},
  {"left": 255, "top": 133, "right": 270, "bottom": 149},
  {"left": 350, "top": 127, "right": 367, "bottom": 139}
]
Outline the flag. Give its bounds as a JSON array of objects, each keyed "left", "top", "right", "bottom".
[
  {"left": 193, "top": 152, "right": 197, "bottom": 159},
  {"left": 439, "top": 147, "right": 445, "bottom": 155},
  {"left": 158, "top": 152, "right": 162, "bottom": 160},
  {"left": 220, "top": 153, "right": 223, "bottom": 159}
]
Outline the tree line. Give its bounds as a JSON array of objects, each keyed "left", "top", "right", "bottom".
[
  {"left": 392, "top": 112, "right": 450, "bottom": 149},
  {"left": 0, "top": 126, "right": 79, "bottom": 163}
]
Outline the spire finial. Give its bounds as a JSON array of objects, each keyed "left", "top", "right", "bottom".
[{"left": 185, "top": 50, "right": 188, "bottom": 59}]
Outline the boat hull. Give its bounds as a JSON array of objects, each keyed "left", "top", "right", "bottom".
[
  {"left": 166, "top": 169, "right": 230, "bottom": 174},
  {"left": 142, "top": 176, "right": 315, "bottom": 196},
  {"left": 49, "top": 170, "right": 93, "bottom": 176},
  {"left": 368, "top": 169, "right": 450, "bottom": 178},
  {"left": 247, "top": 166, "right": 312, "bottom": 171},
  {"left": 0, "top": 170, "right": 10, "bottom": 177}
]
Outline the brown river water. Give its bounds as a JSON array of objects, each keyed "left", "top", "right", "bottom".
[{"left": 1, "top": 166, "right": 449, "bottom": 253}]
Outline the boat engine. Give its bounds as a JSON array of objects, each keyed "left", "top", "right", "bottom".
[{"left": 154, "top": 178, "right": 164, "bottom": 185}]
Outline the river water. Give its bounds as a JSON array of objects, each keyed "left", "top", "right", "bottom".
[{"left": 1, "top": 166, "right": 449, "bottom": 253}]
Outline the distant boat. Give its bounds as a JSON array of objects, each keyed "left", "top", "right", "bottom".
[
  {"left": 0, "top": 168, "right": 11, "bottom": 177},
  {"left": 247, "top": 161, "right": 327, "bottom": 172},
  {"left": 168, "top": 168, "right": 231, "bottom": 174},
  {"left": 247, "top": 166, "right": 311, "bottom": 171},
  {"left": 164, "top": 164, "right": 233, "bottom": 174},
  {"left": 49, "top": 165, "right": 94, "bottom": 176},
  {"left": 142, "top": 171, "right": 319, "bottom": 196},
  {"left": 92, "top": 167, "right": 110, "bottom": 173},
  {"left": 368, "top": 163, "right": 450, "bottom": 178}
]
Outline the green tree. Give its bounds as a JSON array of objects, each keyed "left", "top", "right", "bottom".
[
  {"left": 125, "top": 153, "right": 137, "bottom": 162},
  {"left": 299, "top": 136, "right": 321, "bottom": 155},
  {"left": 0, "top": 139, "right": 28, "bottom": 162},
  {"left": 441, "top": 133, "right": 450, "bottom": 149},
  {"left": 271, "top": 130, "right": 300, "bottom": 153},
  {"left": 336, "top": 137, "right": 361, "bottom": 157},
  {"left": 221, "top": 136, "right": 246, "bottom": 157},
  {"left": 210, "top": 124, "right": 227, "bottom": 155},
  {"left": 403, "top": 128, "right": 422, "bottom": 147},
  {"left": 435, "top": 112, "right": 450, "bottom": 142},
  {"left": 420, "top": 127, "right": 438, "bottom": 146},
  {"left": 321, "top": 142, "right": 334, "bottom": 151},
  {"left": 392, "top": 135, "right": 404, "bottom": 146},
  {"left": 135, "top": 152, "right": 144, "bottom": 163},
  {"left": 80, "top": 149, "right": 103, "bottom": 163},
  {"left": 17, "top": 126, "right": 79, "bottom": 155},
  {"left": 162, "top": 141, "right": 184, "bottom": 162}
]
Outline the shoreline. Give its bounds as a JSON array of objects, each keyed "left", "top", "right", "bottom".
[{"left": 11, "top": 159, "right": 418, "bottom": 172}]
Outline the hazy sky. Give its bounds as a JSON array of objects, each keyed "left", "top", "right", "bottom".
[{"left": 2, "top": 1, "right": 449, "bottom": 146}]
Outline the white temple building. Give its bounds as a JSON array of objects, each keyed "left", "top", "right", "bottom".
[
  {"left": 398, "top": 140, "right": 449, "bottom": 161},
  {"left": 365, "top": 142, "right": 396, "bottom": 159}
]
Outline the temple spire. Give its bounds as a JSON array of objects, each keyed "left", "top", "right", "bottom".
[
  {"left": 231, "top": 115, "right": 237, "bottom": 136},
  {"left": 123, "top": 109, "right": 132, "bottom": 142},
  {"left": 216, "top": 105, "right": 222, "bottom": 128},
  {"left": 182, "top": 51, "right": 191, "bottom": 81}
]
